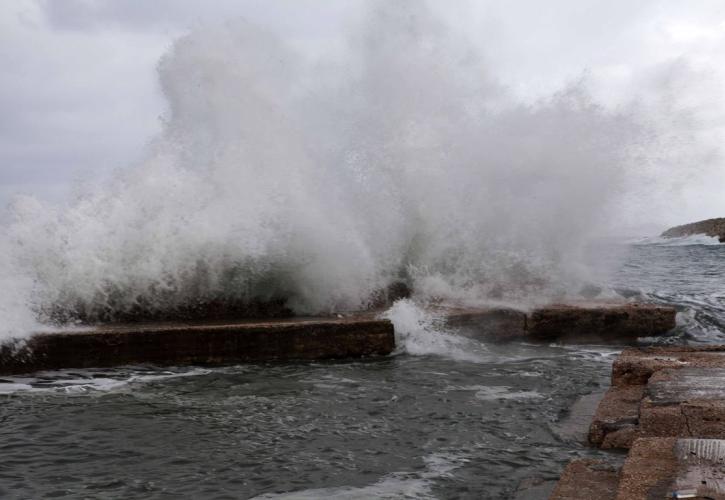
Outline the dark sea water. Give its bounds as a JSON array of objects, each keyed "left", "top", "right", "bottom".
[
  {"left": 615, "top": 239, "right": 725, "bottom": 343},
  {"left": 1, "top": 240, "right": 723, "bottom": 500}
]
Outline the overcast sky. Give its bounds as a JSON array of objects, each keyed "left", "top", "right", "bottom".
[{"left": 2, "top": 0, "right": 725, "bottom": 229}]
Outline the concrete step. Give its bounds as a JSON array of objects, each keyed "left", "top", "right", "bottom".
[
  {"left": 616, "top": 438, "right": 725, "bottom": 500},
  {"left": 549, "top": 459, "right": 620, "bottom": 500},
  {"left": 613, "top": 346, "right": 725, "bottom": 386},
  {"left": 0, "top": 315, "right": 395, "bottom": 375},
  {"left": 591, "top": 347, "right": 725, "bottom": 448},
  {"left": 589, "top": 385, "right": 644, "bottom": 449},
  {"left": 640, "top": 367, "right": 725, "bottom": 440},
  {"left": 553, "top": 438, "right": 725, "bottom": 500}
]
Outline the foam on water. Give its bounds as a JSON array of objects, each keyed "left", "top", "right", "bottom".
[
  {"left": 634, "top": 234, "right": 723, "bottom": 246},
  {"left": 0, "top": 367, "right": 211, "bottom": 395},
  {"left": 252, "top": 451, "right": 469, "bottom": 500},
  {"left": 443, "top": 384, "right": 544, "bottom": 401}
]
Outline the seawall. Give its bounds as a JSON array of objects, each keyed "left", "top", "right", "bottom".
[{"left": 0, "top": 302, "right": 676, "bottom": 376}]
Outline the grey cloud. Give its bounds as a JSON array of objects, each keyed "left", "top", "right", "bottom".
[{"left": 37, "top": 0, "right": 359, "bottom": 38}]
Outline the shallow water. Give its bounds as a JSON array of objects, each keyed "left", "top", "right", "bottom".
[{"left": 1, "top": 241, "right": 723, "bottom": 499}]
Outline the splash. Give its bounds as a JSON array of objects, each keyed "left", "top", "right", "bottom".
[
  {"left": 0, "top": 1, "right": 657, "bottom": 337},
  {"left": 383, "top": 299, "right": 494, "bottom": 362}
]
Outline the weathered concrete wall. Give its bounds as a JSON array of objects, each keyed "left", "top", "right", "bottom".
[
  {"left": 590, "top": 346, "right": 725, "bottom": 449},
  {"left": 441, "top": 307, "right": 527, "bottom": 341},
  {"left": 443, "top": 302, "right": 676, "bottom": 344},
  {"left": 527, "top": 303, "right": 676, "bottom": 343},
  {"left": 0, "top": 317, "right": 395, "bottom": 376},
  {"left": 616, "top": 437, "right": 725, "bottom": 500},
  {"left": 0, "top": 302, "right": 677, "bottom": 375},
  {"left": 551, "top": 344, "right": 725, "bottom": 498},
  {"left": 613, "top": 346, "right": 725, "bottom": 386},
  {"left": 549, "top": 459, "right": 620, "bottom": 500},
  {"left": 554, "top": 437, "right": 725, "bottom": 500},
  {"left": 588, "top": 385, "right": 644, "bottom": 448},
  {"left": 640, "top": 368, "right": 725, "bottom": 440}
]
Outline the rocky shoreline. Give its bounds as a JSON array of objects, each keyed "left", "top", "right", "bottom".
[{"left": 661, "top": 217, "right": 725, "bottom": 242}]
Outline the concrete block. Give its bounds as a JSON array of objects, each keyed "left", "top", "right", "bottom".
[
  {"left": 589, "top": 385, "right": 644, "bottom": 449},
  {"left": 549, "top": 459, "right": 620, "bottom": 500},
  {"left": 527, "top": 303, "right": 676, "bottom": 343},
  {"left": 616, "top": 438, "right": 725, "bottom": 499},
  {"left": 0, "top": 316, "right": 395, "bottom": 375},
  {"left": 612, "top": 346, "right": 725, "bottom": 387}
]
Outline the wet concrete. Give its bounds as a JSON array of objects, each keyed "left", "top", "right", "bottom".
[
  {"left": 555, "top": 345, "right": 725, "bottom": 500},
  {"left": 444, "top": 302, "right": 676, "bottom": 344},
  {"left": 640, "top": 368, "right": 725, "bottom": 440},
  {"left": 526, "top": 302, "right": 676, "bottom": 343},
  {"left": 442, "top": 307, "right": 527, "bottom": 341},
  {"left": 617, "top": 438, "right": 725, "bottom": 500},
  {"left": 589, "top": 385, "right": 644, "bottom": 449},
  {"left": 612, "top": 346, "right": 725, "bottom": 386},
  {"left": 591, "top": 347, "right": 725, "bottom": 448},
  {"left": 673, "top": 438, "right": 725, "bottom": 497},
  {"left": 549, "top": 459, "right": 620, "bottom": 500},
  {"left": 553, "top": 438, "right": 725, "bottom": 499},
  {"left": 0, "top": 316, "right": 395, "bottom": 376},
  {"left": 0, "top": 302, "right": 677, "bottom": 376}
]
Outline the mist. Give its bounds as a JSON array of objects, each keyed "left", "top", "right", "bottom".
[{"left": 0, "top": 1, "right": 720, "bottom": 337}]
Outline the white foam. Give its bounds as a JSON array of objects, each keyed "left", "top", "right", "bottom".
[
  {"left": 443, "top": 384, "right": 543, "bottom": 401},
  {"left": 0, "top": 368, "right": 211, "bottom": 395},
  {"left": 0, "top": 383, "right": 34, "bottom": 395},
  {"left": 252, "top": 451, "right": 468, "bottom": 500},
  {"left": 634, "top": 235, "right": 723, "bottom": 246},
  {"left": 383, "top": 300, "right": 495, "bottom": 363},
  {"left": 473, "top": 386, "right": 543, "bottom": 401}
]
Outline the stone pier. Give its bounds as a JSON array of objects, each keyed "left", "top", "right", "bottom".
[
  {"left": 443, "top": 301, "right": 676, "bottom": 343},
  {"left": 0, "top": 316, "right": 395, "bottom": 376},
  {"left": 553, "top": 345, "right": 725, "bottom": 499},
  {"left": 552, "top": 438, "right": 725, "bottom": 499},
  {"left": 0, "top": 302, "right": 676, "bottom": 376},
  {"left": 590, "top": 346, "right": 725, "bottom": 448}
]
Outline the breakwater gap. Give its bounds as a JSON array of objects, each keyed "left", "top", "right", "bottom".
[{"left": 0, "top": 302, "right": 675, "bottom": 376}]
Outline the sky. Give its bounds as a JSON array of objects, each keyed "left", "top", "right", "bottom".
[{"left": 2, "top": 0, "right": 725, "bottom": 230}]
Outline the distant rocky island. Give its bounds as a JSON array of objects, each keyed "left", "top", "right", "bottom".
[{"left": 661, "top": 217, "right": 725, "bottom": 242}]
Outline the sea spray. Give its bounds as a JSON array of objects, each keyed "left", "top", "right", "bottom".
[
  {"left": 0, "top": 1, "right": 653, "bottom": 337},
  {"left": 383, "top": 299, "right": 493, "bottom": 362}
]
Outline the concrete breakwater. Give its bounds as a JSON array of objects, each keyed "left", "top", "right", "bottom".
[
  {"left": 590, "top": 346, "right": 725, "bottom": 449},
  {"left": 661, "top": 217, "right": 725, "bottom": 242},
  {"left": 0, "top": 302, "right": 675, "bottom": 376},
  {"left": 552, "top": 345, "right": 725, "bottom": 499},
  {"left": 0, "top": 316, "right": 395, "bottom": 376},
  {"left": 444, "top": 302, "right": 676, "bottom": 343}
]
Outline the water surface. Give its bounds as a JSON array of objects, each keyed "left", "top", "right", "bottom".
[{"left": 1, "top": 241, "right": 722, "bottom": 499}]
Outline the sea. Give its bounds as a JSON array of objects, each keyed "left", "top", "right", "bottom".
[{"left": 0, "top": 237, "right": 723, "bottom": 499}]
